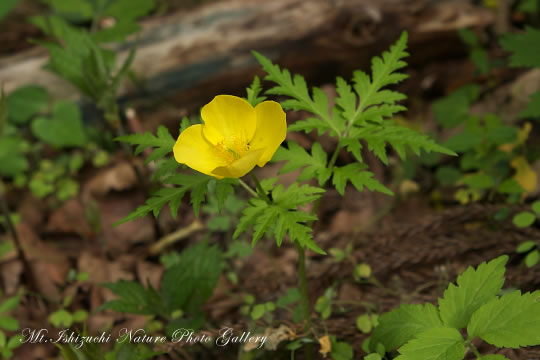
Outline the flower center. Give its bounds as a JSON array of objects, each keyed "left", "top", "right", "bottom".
[{"left": 214, "top": 135, "right": 250, "bottom": 164}]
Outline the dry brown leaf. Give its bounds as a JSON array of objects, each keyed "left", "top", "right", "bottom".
[{"left": 318, "top": 335, "right": 331, "bottom": 358}]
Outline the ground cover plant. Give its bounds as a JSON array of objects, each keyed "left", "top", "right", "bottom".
[{"left": 0, "top": 0, "right": 540, "bottom": 359}]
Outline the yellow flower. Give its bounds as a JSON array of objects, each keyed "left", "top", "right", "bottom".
[{"left": 173, "top": 95, "right": 286, "bottom": 179}]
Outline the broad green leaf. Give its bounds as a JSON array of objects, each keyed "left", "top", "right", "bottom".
[
  {"left": 0, "top": 0, "right": 17, "bottom": 21},
  {"left": 370, "top": 303, "right": 442, "bottom": 352},
  {"left": 6, "top": 334, "right": 23, "bottom": 350},
  {"left": 395, "top": 327, "right": 465, "bottom": 360},
  {"left": 7, "top": 86, "right": 48, "bottom": 125},
  {"left": 462, "top": 173, "right": 495, "bottom": 190},
  {"left": 519, "top": 91, "right": 540, "bottom": 119},
  {"left": 331, "top": 338, "right": 354, "bottom": 360},
  {"left": 104, "top": 0, "right": 155, "bottom": 20},
  {"left": 500, "top": 26, "right": 540, "bottom": 68},
  {"left": 0, "top": 316, "right": 18, "bottom": 331},
  {"left": 31, "top": 101, "right": 87, "bottom": 148},
  {"left": 532, "top": 200, "right": 540, "bottom": 215},
  {"left": 435, "top": 166, "right": 462, "bottom": 185},
  {"left": 468, "top": 290, "right": 540, "bottom": 348},
  {"left": 48, "top": 309, "right": 73, "bottom": 328},
  {"left": 0, "top": 296, "right": 19, "bottom": 314},
  {"left": 433, "top": 85, "right": 479, "bottom": 128},
  {"left": 161, "top": 241, "right": 223, "bottom": 313},
  {"left": 46, "top": 0, "right": 93, "bottom": 21},
  {"left": 250, "top": 304, "right": 266, "bottom": 320},
  {"left": 438, "top": 255, "right": 508, "bottom": 329},
  {"left": 0, "top": 136, "right": 28, "bottom": 177},
  {"left": 516, "top": 240, "right": 536, "bottom": 253},
  {"left": 525, "top": 250, "right": 540, "bottom": 268},
  {"left": 513, "top": 211, "right": 536, "bottom": 228}
]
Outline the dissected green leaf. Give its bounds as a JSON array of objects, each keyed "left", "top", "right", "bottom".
[
  {"left": 394, "top": 327, "right": 465, "bottom": 360},
  {"left": 234, "top": 184, "right": 325, "bottom": 254},
  {"left": 438, "top": 255, "right": 508, "bottom": 329},
  {"left": 246, "top": 75, "right": 267, "bottom": 106},
  {"left": 332, "top": 164, "right": 392, "bottom": 196},
  {"left": 100, "top": 281, "right": 165, "bottom": 316},
  {"left": 468, "top": 290, "right": 540, "bottom": 348},
  {"left": 273, "top": 141, "right": 331, "bottom": 185},
  {"left": 116, "top": 125, "right": 175, "bottom": 163},
  {"left": 370, "top": 303, "right": 442, "bottom": 352},
  {"left": 349, "top": 122, "right": 456, "bottom": 165},
  {"left": 253, "top": 51, "right": 344, "bottom": 136}
]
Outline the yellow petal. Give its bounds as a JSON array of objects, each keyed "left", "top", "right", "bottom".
[
  {"left": 251, "top": 101, "right": 287, "bottom": 167},
  {"left": 173, "top": 124, "right": 227, "bottom": 178},
  {"left": 201, "top": 95, "right": 256, "bottom": 145},
  {"left": 211, "top": 148, "right": 264, "bottom": 178}
]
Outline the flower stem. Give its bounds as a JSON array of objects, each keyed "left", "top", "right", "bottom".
[
  {"left": 249, "top": 172, "right": 271, "bottom": 204},
  {"left": 296, "top": 241, "right": 313, "bottom": 360},
  {"left": 238, "top": 179, "right": 258, "bottom": 198}
]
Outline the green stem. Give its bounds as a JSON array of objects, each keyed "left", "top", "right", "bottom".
[
  {"left": 249, "top": 172, "right": 271, "bottom": 204},
  {"left": 296, "top": 241, "right": 313, "bottom": 360},
  {"left": 0, "top": 181, "right": 34, "bottom": 288},
  {"left": 466, "top": 339, "right": 482, "bottom": 359},
  {"left": 238, "top": 179, "right": 258, "bottom": 198}
]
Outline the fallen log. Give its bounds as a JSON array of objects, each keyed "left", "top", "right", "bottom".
[{"left": 0, "top": 0, "right": 494, "bottom": 110}]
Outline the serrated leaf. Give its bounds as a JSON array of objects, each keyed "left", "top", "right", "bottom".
[
  {"left": 0, "top": 135, "right": 28, "bottom": 177},
  {"left": 438, "top": 255, "right": 508, "bottom": 329},
  {"left": 253, "top": 51, "right": 344, "bottom": 136},
  {"left": 114, "top": 173, "right": 211, "bottom": 225},
  {"left": 370, "top": 303, "right": 442, "bottom": 352},
  {"left": 332, "top": 164, "right": 392, "bottom": 196},
  {"left": 500, "top": 26, "right": 540, "bottom": 68},
  {"left": 350, "top": 122, "right": 455, "bottom": 165},
  {"left": 116, "top": 125, "right": 175, "bottom": 163},
  {"left": 349, "top": 32, "right": 409, "bottom": 128},
  {"left": 233, "top": 184, "right": 324, "bottom": 254},
  {"left": 273, "top": 141, "right": 331, "bottom": 185},
  {"left": 161, "top": 241, "right": 223, "bottom": 313},
  {"left": 394, "top": 327, "right": 465, "bottom": 360},
  {"left": 468, "top": 290, "right": 540, "bottom": 348},
  {"left": 246, "top": 75, "right": 267, "bottom": 106}
]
